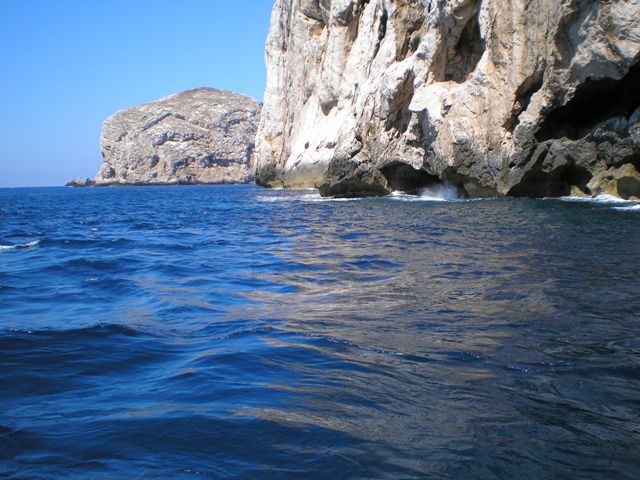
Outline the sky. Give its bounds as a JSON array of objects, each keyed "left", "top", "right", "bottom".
[{"left": 0, "top": 0, "right": 274, "bottom": 187}]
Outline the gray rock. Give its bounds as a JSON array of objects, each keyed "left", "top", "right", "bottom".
[
  {"left": 589, "top": 163, "right": 640, "bottom": 200},
  {"left": 95, "top": 88, "right": 261, "bottom": 186},
  {"left": 66, "top": 177, "right": 95, "bottom": 187},
  {"left": 256, "top": 0, "right": 640, "bottom": 198}
]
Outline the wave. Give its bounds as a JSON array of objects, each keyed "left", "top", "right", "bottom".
[
  {"left": 256, "top": 195, "right": 302, "bottom": 203},
  {"left": 0, "top": 240, "right": 40, "bottom": 252},
  {"left": 260, "top": 185, "right": 463, "bottom": 204},
  {"left": 390, "top": 184, "right": 461, "bottom": 202},
  {"left": 257, "top": 193, "right": 361, "bottom": 203},
  {"left": 556, "top": 193, "right": 640, "bottom": 211},
  {"left": 3, "top": 323, "right": 142, "bottom": 339},
  {"left": 614, "top": 205, "right": 640, "bottom": 212},
  {"left": 302, "top": 194, "right": 362, "bottom": 202},
  {"left": 558, "top": 193, "right": 633, "bottom": 204}
]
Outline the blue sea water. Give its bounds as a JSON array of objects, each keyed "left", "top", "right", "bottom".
[{"left": 1, "top": 185, "right": 640, "bottom": 479}]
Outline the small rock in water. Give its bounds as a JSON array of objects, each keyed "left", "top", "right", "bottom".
[{"left": 66, "top": 177, "right": 95, "bottom": 187}]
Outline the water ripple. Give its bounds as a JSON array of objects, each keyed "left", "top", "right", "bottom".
[{"left": 0, "top": 185, "right": 639, "bottom": 479}]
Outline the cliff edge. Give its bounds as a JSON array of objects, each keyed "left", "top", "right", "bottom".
[
  {"left": 95, "top": 88, "right": 261, "bottom": 186},
  {"left": 255, "top": 0, "right": 640, "bottom": 198}
]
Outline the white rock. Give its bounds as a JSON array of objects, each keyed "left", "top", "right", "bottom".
[
  {"left": 95, "top": 88, "right": 261, "bottom": 186},
  {"left": 256, "top": 0, "right": 640, "bottom": 198}
]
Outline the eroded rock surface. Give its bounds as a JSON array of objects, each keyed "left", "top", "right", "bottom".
[
  {"left": 256, "top": 0, "right": 640, "bottom": 198},
  {"left": 96, "top": 88, "right": 261, "bottom": 185}
]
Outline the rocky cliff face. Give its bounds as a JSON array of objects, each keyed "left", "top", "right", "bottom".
[
  {"left": 255, "top": 0, "right": 640, "bottom": 199},
  {"left": 95, "top": 88, "right": 261, "bottom": 186}
]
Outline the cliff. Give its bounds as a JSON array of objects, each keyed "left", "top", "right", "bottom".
[
  {"left": 95, "top": 88, "right": 261, "bottom": 186},
  {"left": 255, "top": 0, "right": 640, "bottom": 199}
]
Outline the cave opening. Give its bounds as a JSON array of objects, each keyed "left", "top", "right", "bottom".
[
  {"left": 379, "top": 161, "right": 440, "bottom": 194},
  {"left": 508, "top": 162, "right": 593, "bottom": 198},
  {"left": 536, "top": 62, "right": 640, "bottom": 141},
  {"left": 560, "top": 164, "right": 593, "bottom": 196}
]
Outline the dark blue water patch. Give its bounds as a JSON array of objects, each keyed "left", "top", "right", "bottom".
[
  {"left": 0, "top": 324, "right": 172, "bottom": 398},
  {"left": 2, "top": 415, "right": 393, "bottom": 480},
  {"left": 1, "top": 185, "right": 640, "bottom": 478}
]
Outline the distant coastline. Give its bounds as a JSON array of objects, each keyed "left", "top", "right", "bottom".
[{"left": 65, "top": 178, "right": 253, "bottom": 187}]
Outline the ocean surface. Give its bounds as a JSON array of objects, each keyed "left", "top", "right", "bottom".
[{"left": 1, "top": 185, "right": 640, "bottom": 479}]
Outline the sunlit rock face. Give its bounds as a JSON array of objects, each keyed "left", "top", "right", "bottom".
[
  {"left": 95, "top": 88, "right": 261, "bottom": 185},
  {"left": 255, "top": 0, "right": 640, "bottom": 198}
]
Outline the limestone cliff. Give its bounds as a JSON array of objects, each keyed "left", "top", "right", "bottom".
[
  {"left": 95, "top": 88, "right": 261, "bottom": 186},
  {"left": 255, "top": 0, "right": 640, "bottom": 198}
]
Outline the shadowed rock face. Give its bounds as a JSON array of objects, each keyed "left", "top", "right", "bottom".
[
  {"left": 255, "top": 0, "right": 640, "bottom": 199},
  {"left": 95, "top": 88, "right": 261, "bottom": 186}
]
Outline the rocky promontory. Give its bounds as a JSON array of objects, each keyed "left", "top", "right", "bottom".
[
  {"left": 94, "top": 88, "right": 261, "bottom": 186},
  {"left": 256, "top": 0, "right": 640, "bottom": 199}
]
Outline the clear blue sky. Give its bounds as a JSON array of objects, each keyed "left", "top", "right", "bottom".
[{"left": 0, "top": 0, "right": 274, "bottom": 187}]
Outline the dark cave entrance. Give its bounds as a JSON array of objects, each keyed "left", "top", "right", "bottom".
[
  {"left": 536, "top": 62, "right": 640, "bottom": 141},
  {"left": 507, "top": 153, "right": 594, "bottom": 198},
  {"left": 379, "top": 162, "right": 440, "bottom": 194}
]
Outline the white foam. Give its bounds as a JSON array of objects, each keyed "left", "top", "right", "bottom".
[
  {"left": 559, "top": 193, "right": 631, "bottom": 204},
  {"left": 301, "top": 194, "right": 361, "bottom": 202},
  {"left": 257, "top": 193, "right": 362, "bottom": 203},
  {"left": 301, "top": 193, "right": 322, "bottom": 201},
  {"left": 0, "top": 240, "right": 40, "bottom": 252},
  {"left": 265, "top": 187, "right": 312, "bottom": 192},
  {"left": 261, "top": 184, "right": 465, "bottom": 204},
  {"left": 256, "top": 195, "right": 287, "bottom": 202},
  {"left": 614, "top": 205, "right": 640, "bottom": 212},
  {"left": 256, "top": 195, "right": 308, "bottom": 203},
  {"left": 390, "top": 184, "right": 461, "bottom": 202}
]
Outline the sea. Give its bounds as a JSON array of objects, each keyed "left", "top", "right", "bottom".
[{"left": 1, "top": 184, "right": 639, "bottom": 479}]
